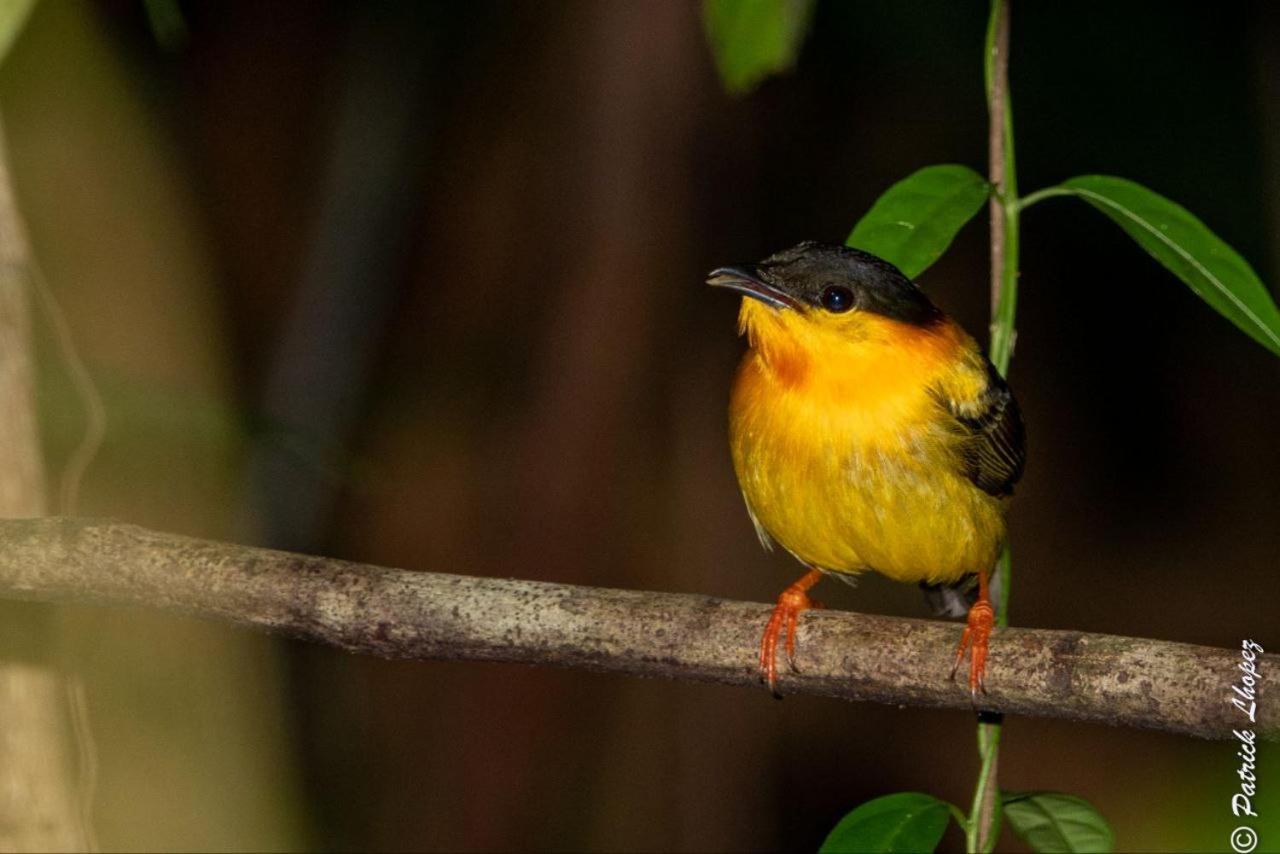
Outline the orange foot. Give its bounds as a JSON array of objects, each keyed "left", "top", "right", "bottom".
[
  {"left": 759, "top": 569, "right": 823, "bottom": 695},
  {"left": 950, "top": 594, "right": 994, "bottom": 696}
]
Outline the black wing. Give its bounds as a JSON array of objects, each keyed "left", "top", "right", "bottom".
[{"left": 938, "top": 361, "right": 1026, "bottom": 498}]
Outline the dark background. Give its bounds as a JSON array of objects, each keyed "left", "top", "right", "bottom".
[{"left": 1, "top": 0, "right": 1277, "bottom": 850}]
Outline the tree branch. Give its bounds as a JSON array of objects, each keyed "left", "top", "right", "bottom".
[
  {"left": 0, "top": 114, "right": 94, "bottom": 850},
  {"left": 0, "top": 517, "right": 1271, "bottom": 742}
]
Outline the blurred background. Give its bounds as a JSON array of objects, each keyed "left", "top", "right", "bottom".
[{"left": 0, "top": 0, "right": 1277, "bottom": 850}]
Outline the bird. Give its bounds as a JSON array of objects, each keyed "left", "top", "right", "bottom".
[{"left": 707, "top": 241, "right": 1025, "bottom": 696}]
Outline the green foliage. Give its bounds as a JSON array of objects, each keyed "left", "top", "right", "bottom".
[
  {"left": 819, "top": 792, "right": 953, "bottom": 854},
  {"left": 1038, "top": 176, "right": 1280, "bottom": 357},
  {"left": 1002, "top": 792, "right": 1114, "bottom": 853},
  {"left": 0, "top": 0, "right": 36, "bottom": 68},
  {"left": 701, "top": 0, "right": 816, "bottom": 95},
  {"left": 847, "top": 165, "right": 991, "bottom": 279}
]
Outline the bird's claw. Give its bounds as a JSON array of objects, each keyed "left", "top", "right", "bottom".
[
  {"left": 759, "top": 572, "right": 822, "bottom": 695},
  {"left": 950, "top": 598, "right": 994, "bottom": 698}
]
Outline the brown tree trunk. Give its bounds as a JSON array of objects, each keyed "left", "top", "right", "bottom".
[{"left": 0, "top": 116, "right": 91, "bottom": 852}]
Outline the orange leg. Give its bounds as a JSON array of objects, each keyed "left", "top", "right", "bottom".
[
  {"left": 759, "top": 569, "right": 823, "bottom": 694},
  {"left": 950, "top": 569, "right": 995, "bottom": 695}
]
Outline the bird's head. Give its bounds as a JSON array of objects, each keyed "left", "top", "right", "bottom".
[{"left": 707, "top": 241, "right": 955, "bottom": 384}]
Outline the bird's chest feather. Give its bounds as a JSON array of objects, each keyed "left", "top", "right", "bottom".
[{"left": 728, "top": 345, "right": 1002, "bottom": 583}]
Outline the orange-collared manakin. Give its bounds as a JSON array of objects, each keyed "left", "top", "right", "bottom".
[{"left": 708, "top": 241, "right": 1025, "bottom": 696}]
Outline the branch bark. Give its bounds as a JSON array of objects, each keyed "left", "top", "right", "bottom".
[{"left": 0, "top": 517, "right": 1270, "bottom": 742}]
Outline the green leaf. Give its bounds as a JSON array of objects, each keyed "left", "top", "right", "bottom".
[
  {"left": 1002, "top": 792, "right": 1114, "bottom": 853},
  {"left": 1057, "top": 175, "right": 1280, "bottom": 358},
  {"left": 847, "top": 165, "right": 991, "bottom": 279},
  {"left": 820, "top": 792, "right": 953, "bottom": 854},
  {"left": 0, "top": 0, "right": 36, "bottom": 68},
  {"left": 701, "top": 0, "right": 816, "bottom": 95}
]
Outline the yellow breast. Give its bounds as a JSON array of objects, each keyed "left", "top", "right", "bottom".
[{"left": 728, "top": 298, "right": 1005, "bottom": 584}]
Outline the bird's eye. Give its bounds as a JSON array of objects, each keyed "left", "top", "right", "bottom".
[{"left": 820, "top": 285, "right": 854, "bottom": 313}]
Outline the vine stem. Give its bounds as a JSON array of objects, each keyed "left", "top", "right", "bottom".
[
  {"left": 987, "top": 0, "right": 1018, "bottom": 377},
  {"left": 969, "top": 0, "right": 1015, "bottom": 852}
]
